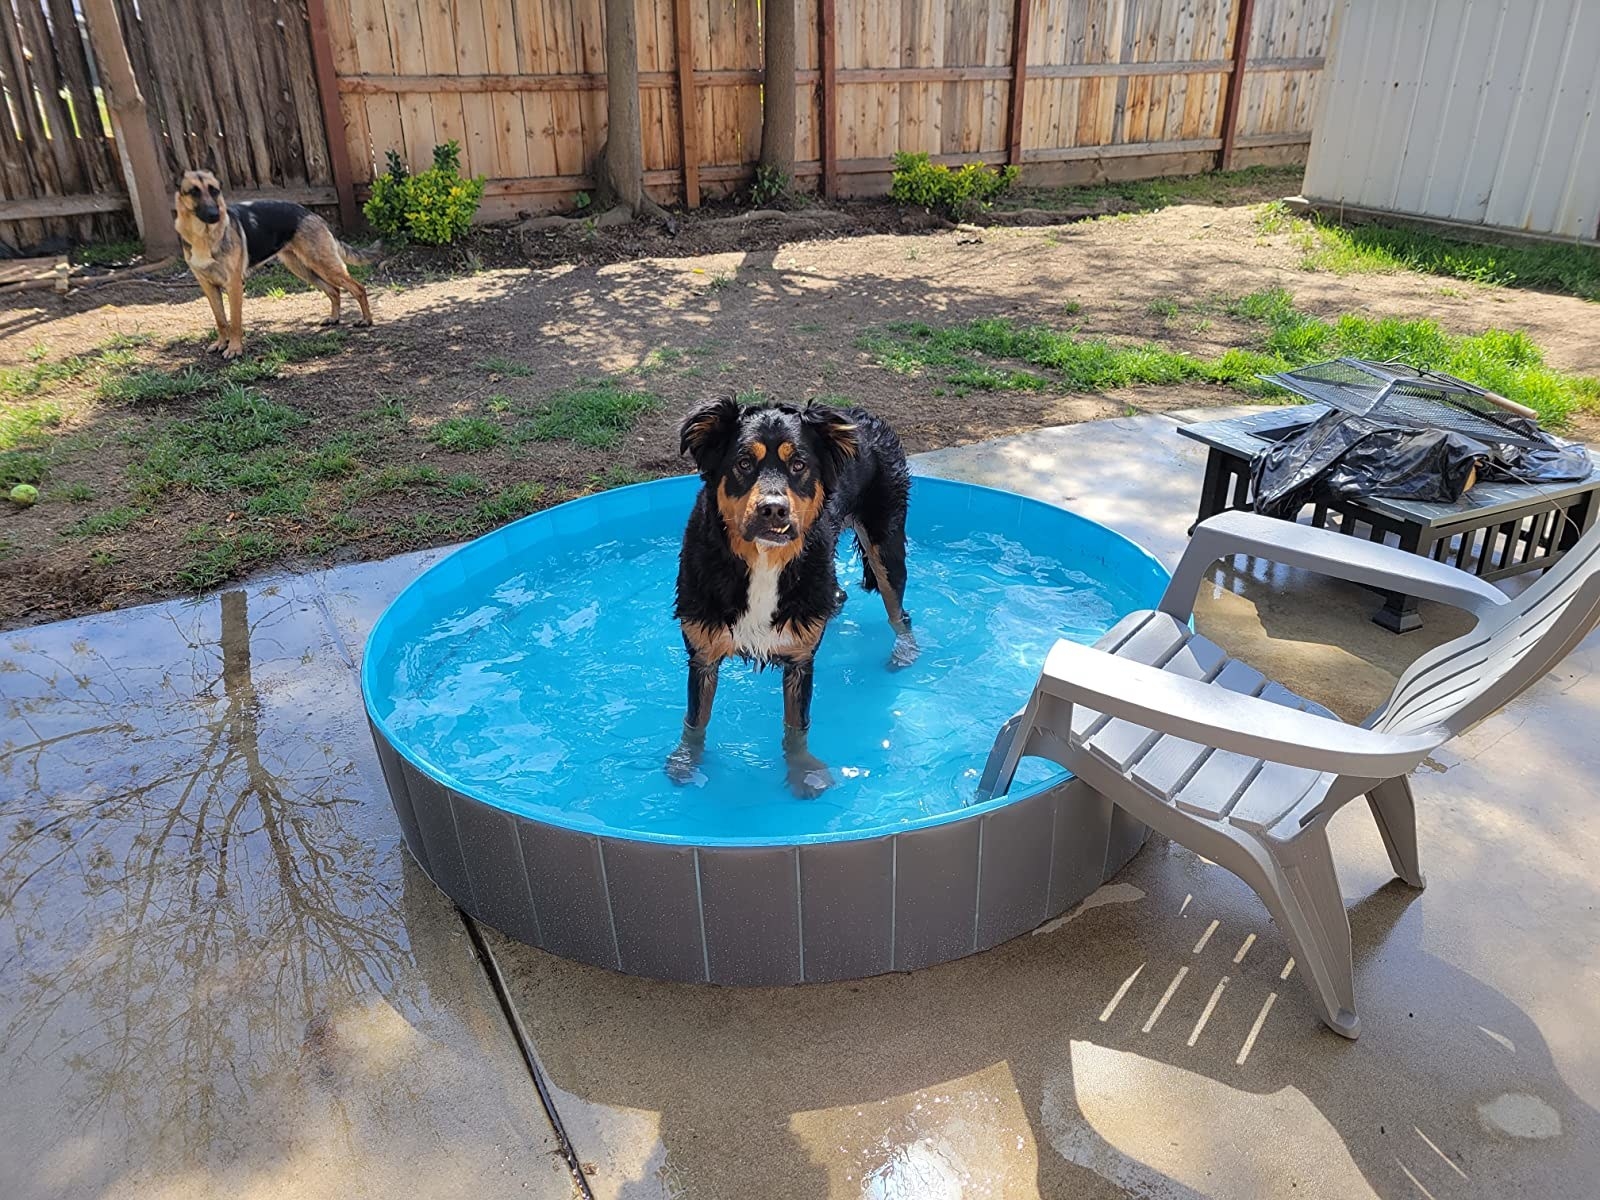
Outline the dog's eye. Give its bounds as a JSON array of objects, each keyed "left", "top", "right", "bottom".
[
  {"left": 736, "top": 454, "right": 754, "bottom": 473},
  {"left": 208, "top": 186, "right": 219, "bottom": 196},
  {"left": 788, "top": 457, "right": 806, "bottom": 475}
]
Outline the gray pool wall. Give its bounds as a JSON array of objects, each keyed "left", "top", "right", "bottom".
[{"left": 372, "top": 716, "right": 1144, "bottom": 984}]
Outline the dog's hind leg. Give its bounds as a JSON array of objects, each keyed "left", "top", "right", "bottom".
[
  {"left": 223, "top": 271, "right": 245, "bottom": 359},
  {"left": 276, "top": 247, "right": 341, "bottom": 324},
  {"left": 852, "top": 518, "right": 918, "bottom": 669}
]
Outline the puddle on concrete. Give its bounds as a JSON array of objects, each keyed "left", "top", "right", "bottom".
[{"left": 0, "top": 574, "right": 571, "bottom": 1199}]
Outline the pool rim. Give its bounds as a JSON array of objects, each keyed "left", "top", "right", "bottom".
[{"left": 360, "top": 471, "right": 1169, "bottom": 849}]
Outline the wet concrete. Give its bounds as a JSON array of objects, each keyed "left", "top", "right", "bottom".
[
  {"left": 5, "top": 411, "right": 1599, "bottom": 1198},
  {"left": 484, "top": 415, "right": 1600, "bottom": 1199},
  {"left": 0, "top": 549, "right": 578, "bottom": 1199}
]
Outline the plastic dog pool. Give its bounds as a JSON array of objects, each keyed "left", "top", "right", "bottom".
[{"left": 363, "top": 474, "right": 1169, "bottom": 983}]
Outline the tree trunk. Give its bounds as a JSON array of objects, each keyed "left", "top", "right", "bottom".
[
  {"left": 759, "top": 0, "right": 797, "bottom": 180},
  {"left": 596, "top": 0, "right": 672, "bottom": 224}
]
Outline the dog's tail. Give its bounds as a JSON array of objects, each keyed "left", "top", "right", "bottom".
[{"left": 338, "top": 239, "right": 386, "bottom": 267}]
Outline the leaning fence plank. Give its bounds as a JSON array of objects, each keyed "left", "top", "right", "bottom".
[
  {"left": 80, "top": 0, "right": 177, "bottom": 254},
  {"left": 1218, "top": 0, "right": 1257, "bottom": 169},
  {"left": 307, "top": 0, "right": 359, "bottom": 226},
  {"left": 819, "top": 0, "right": 837, "bottom": 196}
]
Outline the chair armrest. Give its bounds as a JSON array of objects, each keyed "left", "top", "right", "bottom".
[
  {"left": 1158, "top": 509, "right": 1510, "bottom": 621},
  {"left": 1039, "top": 639, "right": 1438, "bottom": 777}
]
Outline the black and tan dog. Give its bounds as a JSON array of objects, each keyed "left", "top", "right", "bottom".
[
  {"left": 669, "top": 398, "right": 918, "bottom": 797},
  {"left": 174, "top": 169, "right": 373, "bottom": 359}
]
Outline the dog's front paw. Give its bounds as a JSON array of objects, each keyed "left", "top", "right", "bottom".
[
  {"left": 665, "top": 740, "right": 706, "bottom": 786},
  {"left": 222, "top": 341, "right": 244, "bottom": 360},
  {"left": 785, "top": 750, "right": 835, "bottom": 799},
  {"left": 888, "top": 629, "right": 920, "bottom": 670},
  {"left": 207, "top": 337, "right": 227, "bottom": 354},
  {"left": 319, "top": 314, "right": 341, "bottom": 327}
]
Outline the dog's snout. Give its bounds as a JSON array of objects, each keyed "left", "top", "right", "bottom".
[{"left": 755, "top": 495, "right": 790, "bottom": 521}]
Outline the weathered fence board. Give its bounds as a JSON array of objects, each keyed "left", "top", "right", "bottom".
[{"left": 0, "top": 0, "right": 1329, "bottom": 250}]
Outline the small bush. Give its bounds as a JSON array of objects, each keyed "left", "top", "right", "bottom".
[
  {"left": 889, "top": 152, "right": 1018, "bottom": 221},
  {"left": 363, "top": 142, "right": 485, "bottom": 245},
  {"left": 749, "top": 165, "right": 792, "bottom": 208}
]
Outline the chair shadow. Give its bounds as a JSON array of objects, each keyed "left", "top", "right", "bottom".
[{"left": 485, "top": 848, "right": 1599, "bottom": 1200}]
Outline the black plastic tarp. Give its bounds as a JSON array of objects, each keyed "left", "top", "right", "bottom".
[{"left": 1250, "top": 409, "right": 1593, "bottom": 520}]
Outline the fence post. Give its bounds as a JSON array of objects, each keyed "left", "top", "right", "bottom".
[
  {"left": 305, "top": 0, "right": 359, "bottom": 230},
  {"left": 1218, "top": 0, "right": 1258, "bottom": 171},
  {"left": 673, "top": 0, "right": 700, "bottom": 207},
  {"left": 1006, "top": 0, "right": 1031, "bottom": 167},
  {"left": 819, "top": 0, "right": 837, "bottom": 198},
  {"left": 80, "top": 0, "right": 177, "bottom": 256}
]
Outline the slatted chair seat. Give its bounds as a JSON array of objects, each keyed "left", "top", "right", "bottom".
[
  {"left": 978, "top": 507, "right": 1600, "bottom": 1039},
  {"left": 1066, "top": 611, "right": 1336, "bottom": 840}
]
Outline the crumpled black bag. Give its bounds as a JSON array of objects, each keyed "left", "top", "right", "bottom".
[
  {"left": 1478, "top": 415, "right": 1593, "bottom": 485},
  {"left": 1251, "top": 410, "right": 1487, "bottom": 520}
]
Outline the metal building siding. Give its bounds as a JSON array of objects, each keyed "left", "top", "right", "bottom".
[{"left": 1303, "top": 0, "right": 1600, "bottom": 241}]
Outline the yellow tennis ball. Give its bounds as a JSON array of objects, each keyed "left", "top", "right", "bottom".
[{"left": 8, "top": 483, "right": 38, "bottom": 506}]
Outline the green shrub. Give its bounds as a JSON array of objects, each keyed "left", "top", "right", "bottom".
[
  {"left": 749, "top": 164, "right": 792, "bottom": 208},
  {"left": 889, "top": 152, "right": 1019, "bottom": 221},
  {"left": 363, "top": 142, "right": 485, "bottom": 245}
]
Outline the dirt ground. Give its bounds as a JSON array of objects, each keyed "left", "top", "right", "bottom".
[{"left": 3, "top": 176, "right": 1598, "bottom": 630}]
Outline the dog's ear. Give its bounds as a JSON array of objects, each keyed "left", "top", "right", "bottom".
[
  {"left": 679, "top": 396, "right": 741, "bottom": 479},
  {"left": 801, "top": 403, "right": 858, "bottom": 487}
]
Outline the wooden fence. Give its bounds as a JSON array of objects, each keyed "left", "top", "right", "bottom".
[
  {"left": 0, "top": 0, "right": 128, "bottom": 248},
  {"left": 323, "top": 0, "right": 1331, "bottom": 219},
  {"left": 0, "top": 0, "right": 1329, "bottom": 250}
]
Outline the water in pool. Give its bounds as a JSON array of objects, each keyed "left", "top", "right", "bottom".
[{"left": 382, "top": 518, "right": 1143, "bottom": 843}]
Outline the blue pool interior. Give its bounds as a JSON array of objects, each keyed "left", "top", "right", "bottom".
[{"left": 363, "top": 475, "right": 1170, "bottom": 847}]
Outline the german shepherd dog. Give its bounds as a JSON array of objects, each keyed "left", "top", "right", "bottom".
[
  {"left": 174, "top": 169, "right": 373, "bottom": 359},
  {"left": 669, "top": 398, "right": 918, "bottom": 797}
]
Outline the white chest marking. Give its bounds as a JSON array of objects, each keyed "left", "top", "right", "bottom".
[{"left": 730, "top": 555, "right": 791, "bottom": 659}]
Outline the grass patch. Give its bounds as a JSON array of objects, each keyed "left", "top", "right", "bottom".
[
  {"left": 176, "top": 531, "right": 281, "bottom": 591},
  {"left": 520, "top": 379, "right": 662, "bottom": 449},
  {"left": 49, "top": 481, "right": 95, "bottom": 502},
  {"left": 74, "top": 238, "right": 143, "bottom": 268},
  {"left": 243, "top": 481, "right": 312, "bottom": 517},
  {"left": 444, "top": 472, "right": 488, "bottom": 496},
  {"left": 99, "top": 367, "right": 210, "bottom": 404},
  {"left": 243, "top": 263, "right": 370, "bottom": 298},
  {"left": 431, "top": 415, "right": 503, "bottom": 452},
  {"left": 344, "top": 463, "right": 447, "bottom": 499},
  {"left": 477, "top": 354, "right": 534, "bottom": 377},
  {"left": 861, "top": 299, "right": 1600, "bottom": 426},
  {"left": 65, "top": 506, "right": 147, "bottom": 537},
  {"left": 471, "top": 482, "right": 545, "bottom": 526},
  {"left": 1, "top": 449, "right": 50, "bottom": 486},
  {"left": 0, "top": 399, "right": 63, "bottom": 451},
  {"left": 1146, "top": 298, "right": 1180, "bottom": 320},
  {"left": 997, "top": 165, "right": 1302, "bottom": 216},
  {"left": 132, "top": 384, "right": 308, "bottom": 496},
  {"left": 1256, "top": 203, "right": 1600, "bottom": 301},
  {"left": 587, "top": 466, "right": 652, "bottom": 491}
]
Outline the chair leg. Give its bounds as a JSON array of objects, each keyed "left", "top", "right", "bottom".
[
  {"left": 975, "top": 702, "right": 1032, "bottom": 800},
  {"left": 1256, "top": 829, "right": 1360, "bottom": 1039},
  {"left": 1367, "top": 776, "right": 1426, "bottom": 889}
]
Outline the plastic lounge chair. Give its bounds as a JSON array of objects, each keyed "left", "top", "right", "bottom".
[{"left": 976, "top": 508, "right": 1600, "bottom": 1037}]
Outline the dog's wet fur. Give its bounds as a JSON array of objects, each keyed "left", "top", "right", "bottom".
[
  {"left": 669, "top": 398, "right": 918, "bottom": 797},
  {"left": 174, "top": 169, "right": 372, "bottom": 359}
]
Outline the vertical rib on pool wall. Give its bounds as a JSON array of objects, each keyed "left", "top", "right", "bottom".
[
  {"left": 517, "top": 822, "right": 618, "bottom": 970},
  {"left": 405, "top": 765, "right": 478, "bottom": 911},
  {"left": 799, "top": 838, "right": 894, "bottom": 981},
  {"left": 368, "top": 720, "right": 432, "bottom": 876},
  {"left": 452, "top": 789, "right": 545, "bottom": 950},
  {"left": 699, "top": 847, "right": 803, "bottom": 985},
  {"left": 604, "top": 840, "right": 705, "bottom": 982}
]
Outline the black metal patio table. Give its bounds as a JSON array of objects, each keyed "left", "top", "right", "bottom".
[{"left": 1178, "top": 405, "right": 1600, "bottom": 632}]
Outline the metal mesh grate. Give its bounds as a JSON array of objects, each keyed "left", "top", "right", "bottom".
[{"left": 1261, "top": 358, "right": 1547, "bottom": 449}]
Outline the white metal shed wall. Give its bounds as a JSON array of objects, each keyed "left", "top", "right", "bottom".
[{"left": 1303, "top": 0, "right": 1600, "bottom": 241}]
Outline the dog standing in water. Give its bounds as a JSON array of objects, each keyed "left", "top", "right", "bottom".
[{"left": 669, "top": 397, "right": 918, "bottom": 797}]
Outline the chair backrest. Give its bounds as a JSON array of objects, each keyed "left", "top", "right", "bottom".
[{"left": 1373, "top": 517, "right": 1600, "bottom": 742}]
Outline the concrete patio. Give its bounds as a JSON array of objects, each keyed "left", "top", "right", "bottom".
[{"left": 3, "top": 409, "right": 1597, "bottom": 1199}]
